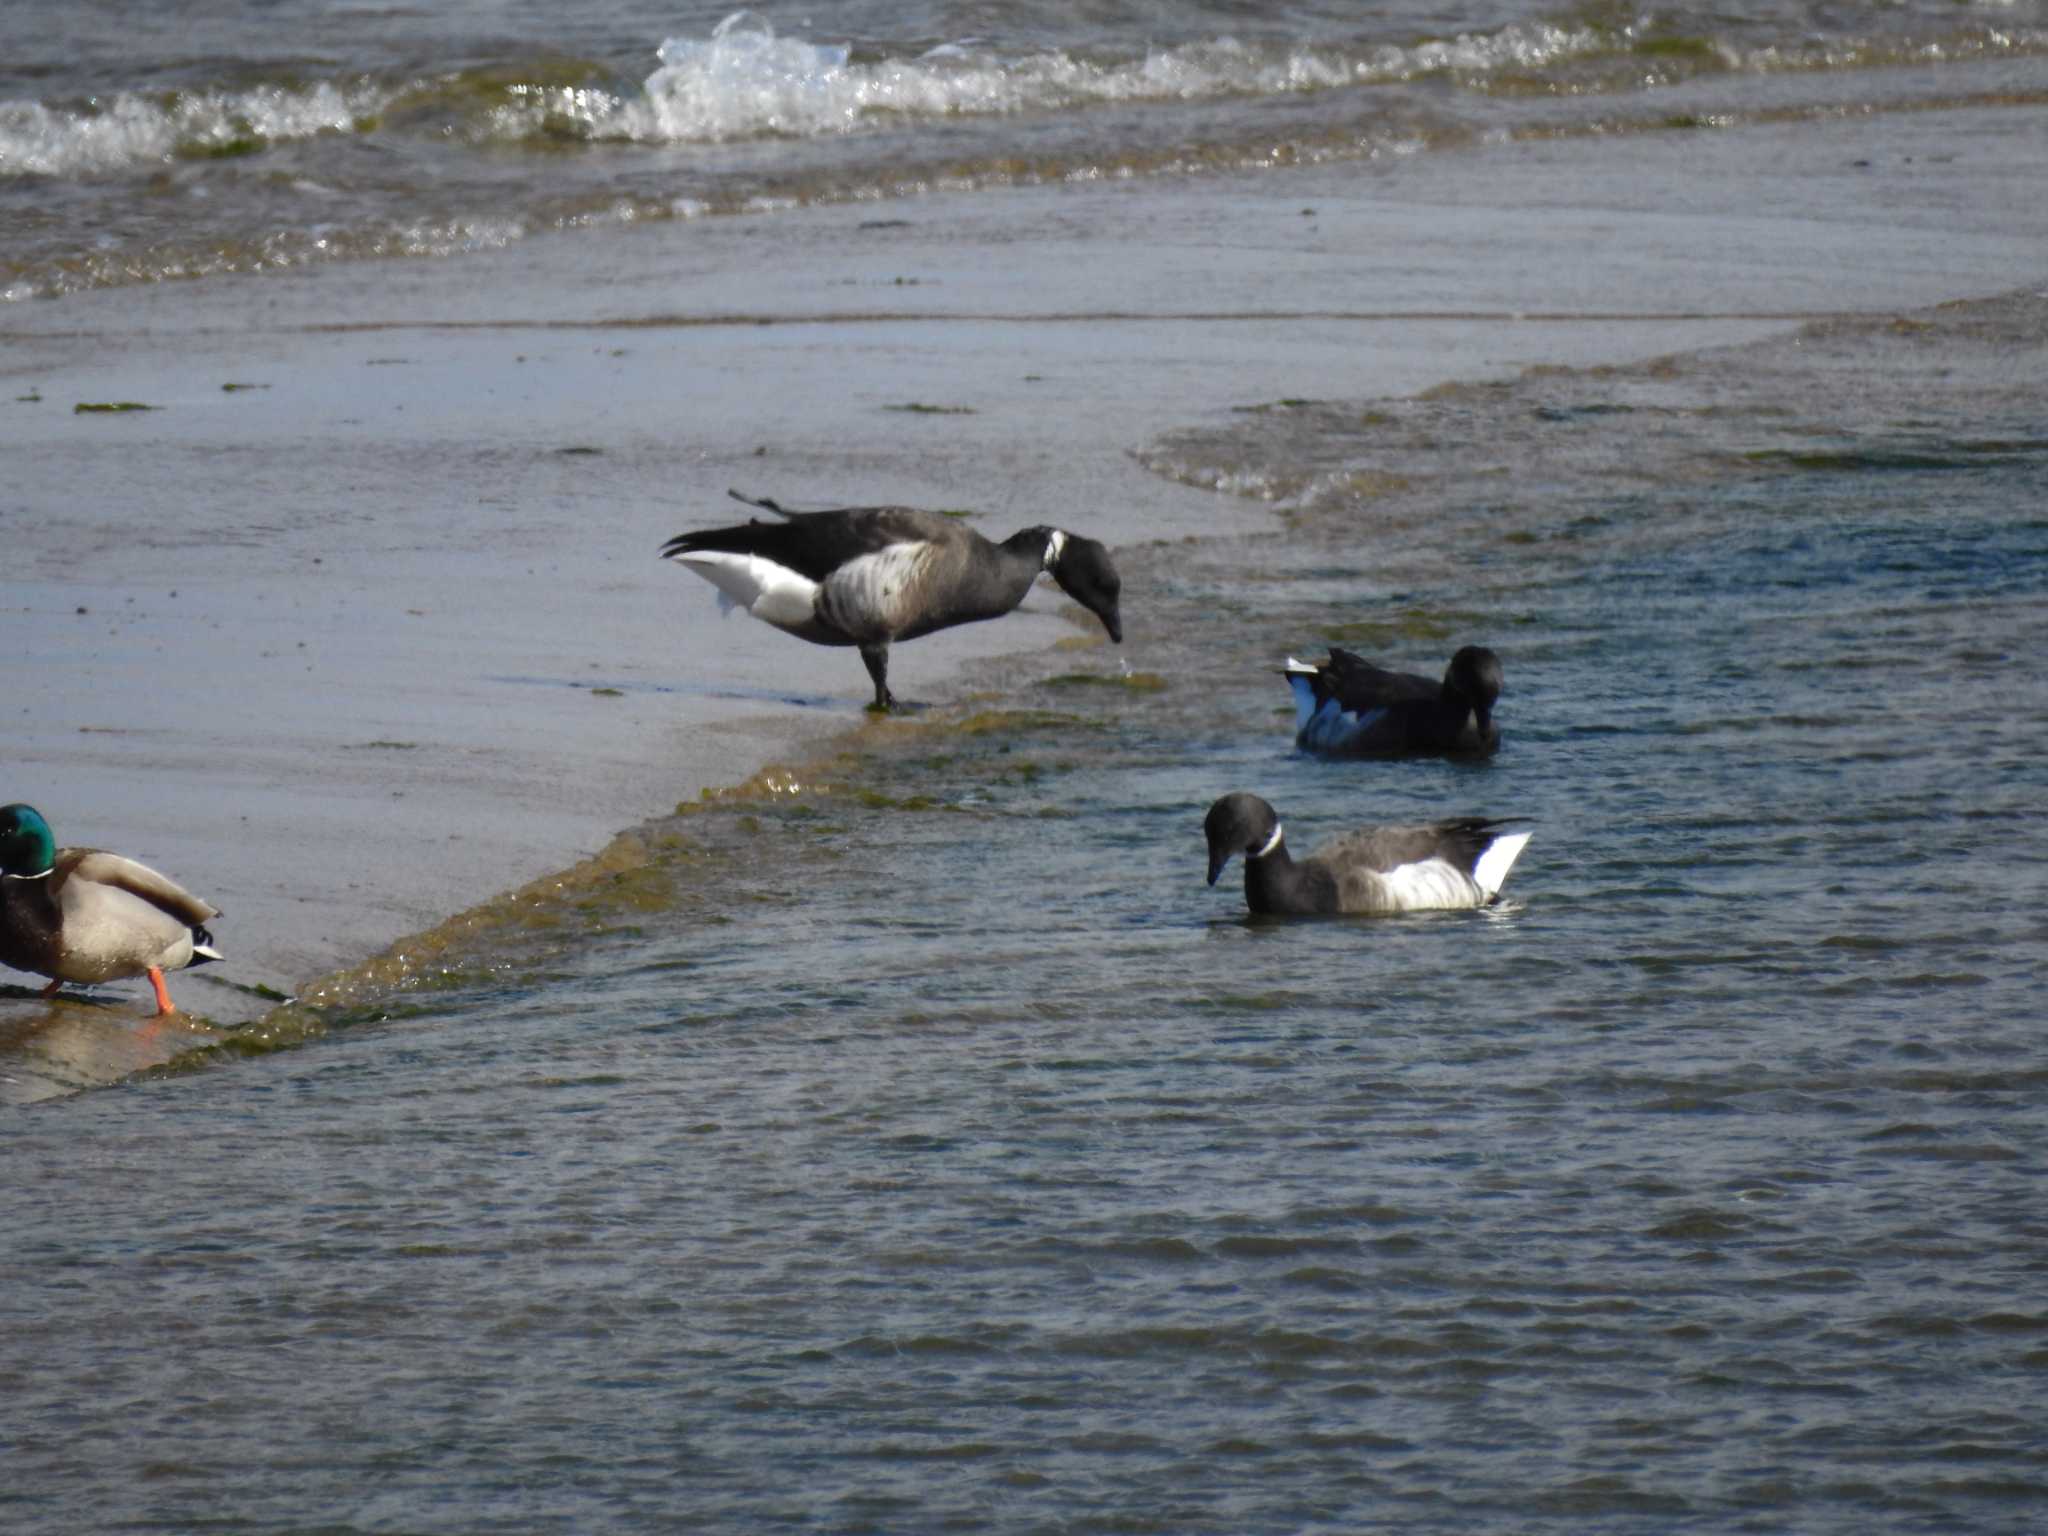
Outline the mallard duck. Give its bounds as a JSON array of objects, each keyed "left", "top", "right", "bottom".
[
  {"left": 0, "top": 804, "right": 222, "bottom": 1015},
  {"left": 662, "top": 489, "right": 1123, "bottom": 710},
  {"left": 1282, "top": 644, "right": 1503, "bottom": 758},
  {"left": 1204, "top": 792, "right": 1529, "bottom": 917}
]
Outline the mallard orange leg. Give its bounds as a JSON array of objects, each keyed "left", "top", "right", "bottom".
[
  {"left": 146, "top": 966, "right": 177, "bottom": 1016},
  {"left": 40, "top": 978, "right": 62, "bottom": 999}
]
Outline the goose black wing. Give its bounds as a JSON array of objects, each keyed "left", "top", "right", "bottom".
[
  {"left": 661, "top": 503, "right": 954, "bottom": 583},
  {"left": 1320, "top": 649, "right": 1438, "bottom": 710}
]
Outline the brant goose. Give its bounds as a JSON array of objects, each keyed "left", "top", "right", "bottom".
[
  {"left": 1283, "top": 644, "right": 1503, "bottom": 758},
  {"left": 1204, "top": 792, "right": 1529, "bottom": 917},
  {"left": 0, "top": 804, "right": 223, "bottom": 1016},
  {"left": 662, "top": 490, "right": 1123, "bottom": 711}
]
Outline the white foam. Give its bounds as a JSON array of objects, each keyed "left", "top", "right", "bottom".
[
  {"left": 629, "top": 12, "right": 858, "bottom": 143},
  {"left": 0, "top": 81, "right": 383, "bottom": 178},
  {"left": 609, "top": 14, "right": 1616, "bottom": 148}
]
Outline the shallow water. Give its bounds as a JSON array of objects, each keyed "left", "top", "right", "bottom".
[{"left": 6, "top": 293, "right": 2046, "bottom": 1530}]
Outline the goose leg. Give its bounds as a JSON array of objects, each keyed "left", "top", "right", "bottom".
[
  {"left": 859, "top": 644, "right": 897, "bottom": 712},
  {"left": 146, "top": 966, "right": 177, "bottom": 1016}
]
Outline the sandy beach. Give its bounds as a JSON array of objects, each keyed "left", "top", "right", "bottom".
[{"left": 4, "top": 104, "right": 2044, "bottom": 1084}]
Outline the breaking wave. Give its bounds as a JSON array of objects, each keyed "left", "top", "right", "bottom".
[
  {"left": 5, "top": 8, "right": 2041, "bottom": 179},
  {"left": 611, "top": 11, "right": 1609, "bottom": 143},
  {"left": 0, "top": 11, "right": 1623, "bottom": 178},
  {"left": 544, "top": 11, "right": 1612, "bottom": 144}
]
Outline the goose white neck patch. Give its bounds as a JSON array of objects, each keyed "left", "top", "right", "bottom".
[
  {"left": 1043, "top": 529, "right": 1067, "bottom": 572},
  {"left": 1251, "top": 823, "right": 1284, "bottom": 859}
]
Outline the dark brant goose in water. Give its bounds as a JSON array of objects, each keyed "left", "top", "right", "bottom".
[
  {"left": 0, "top": 803, "right": 223, "bottom": 1016},
  {"left": 1282, "top": 644, "right": 1503, "bottom": 758},
  {"left": 1204, "top": 792, "right": 1529, "bottom": 917},
  {"left": 662, "top": 490, "right": 1123, "bottom": 711}
]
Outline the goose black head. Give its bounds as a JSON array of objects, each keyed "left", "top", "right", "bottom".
[
  {"left": 1049, "top": 533, "right": 1123, "bottom": 644},
  {"left": 1445, "top": 646, "right": 1503, "bottom": 708},
  {"left": 0, "top": 804, "right": 57, "bottom": 878},
  {"left": 1204, "top": 792, "right": 1282, "bottom": 886}
]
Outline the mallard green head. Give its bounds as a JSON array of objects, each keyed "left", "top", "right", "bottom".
[{"left": 0, "top": 804, "right": 57, "bottom": 878}]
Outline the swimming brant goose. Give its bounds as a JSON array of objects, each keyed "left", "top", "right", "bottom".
[
  {"left": 1204, "top": 792, "right": 1529, "bottom": 917},
  {"left": 662, "top": 490, "right": 1123, "bottom": 711},
  {"left": 1282, "top": 644, "right": 1503, "bottom": 758},
  {"left": 0, "top": 804, "right": 223, "bottom": 1015}
]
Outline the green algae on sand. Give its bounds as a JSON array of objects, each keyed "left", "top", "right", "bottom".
[
  {"left": 1317, "top": 608, "right": 1490, "bottom": 648},
  {"left": 1042, "top": 671, "right": 1168, "bottom": 692}
]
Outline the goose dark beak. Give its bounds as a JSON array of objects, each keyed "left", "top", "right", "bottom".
[{"left": 1206, "top": 850, "right": 1227, "bottom": 886}]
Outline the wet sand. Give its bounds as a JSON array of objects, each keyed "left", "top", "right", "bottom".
[{"left": 3, "top": 106, "right": 2044, "bottom": 1092}]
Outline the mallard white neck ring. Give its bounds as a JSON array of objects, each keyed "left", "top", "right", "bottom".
[
  {"left": 1042, "top": 529, "right": 1067, "bottom": 572},
  {"left": 2, "top": 869, "right": 52, "bottom": 881},
  {"left": 1251, "top": 823, "right": 1284, "bottom": 860}
]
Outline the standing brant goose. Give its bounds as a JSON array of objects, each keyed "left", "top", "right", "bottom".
[
  {"left": 1282, "top": 644, "right": 1503, "bottom": 758},
  {"left": 1204, "top": 792, "right": 1529, "bottom": 917},
  {"left": 662, "top": 490, "right": 1123, "bottom": 711},
  {"left": 0, "top": 803, "right": 223, "bottom": 1015}
]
